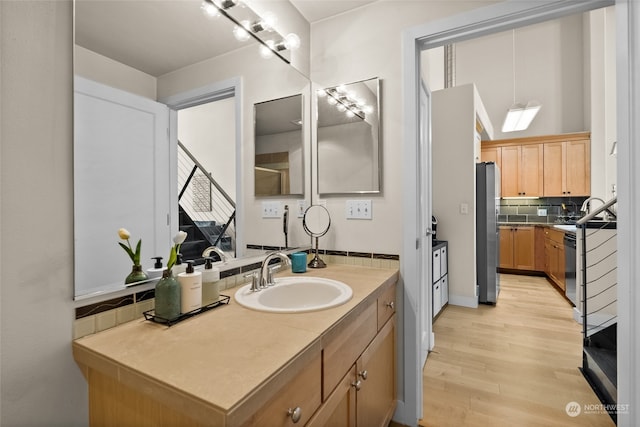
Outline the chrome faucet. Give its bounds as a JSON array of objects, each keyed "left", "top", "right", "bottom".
[
  {"left": 202, "top": 246, "right": 228, "bottom": 263},
  {"left": 259, "top": 251, "right": 291, "bottom": 289},
  {"left": 580, "top": 197, "right": 605, "bottom": 215}
]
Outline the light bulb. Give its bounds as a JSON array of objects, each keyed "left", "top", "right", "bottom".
[
  {"left": 337, "top": 104, "right": 346, "bottom": 112},
  {"left": 233, "top": 22, "right": 250, "bottom": 41},
  {"left": 261, "top": 11, "right": 277, "bottom": 31},
  {"left": 259, "top": 41, "right": 274, "bottom": 59},
  {"left": 316, "top": 89, "right": 327, "bottom": 97},
  {"left": 346, "top": 110, "right": 355, "bottom": 118},
  {"left": 201, "top": 1, "right": 220, "bottom": 18},
  {"left": 336, "top": 85, "right": 347, "bottom": 94},
  {"left": 284, "top": 33, "right": 300, "bottom": 50},
  {"left": 327, "top": 96, "right": 337, "bottom": 105},
  {"left": 363, "top": 105, "right": 374, "bottom": 114}
]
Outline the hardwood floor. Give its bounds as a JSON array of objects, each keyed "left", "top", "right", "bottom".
[{"left": 420, "top": 274, "right": 615, "bottom": 427}]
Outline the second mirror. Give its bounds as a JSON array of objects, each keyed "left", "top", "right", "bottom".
[{"left": 303, "top": 205, "right": 331, "bottom": 268}]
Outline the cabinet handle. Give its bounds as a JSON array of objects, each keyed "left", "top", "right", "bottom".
[
  {"left": 385, "top": 301, "right": 395, "bottom": 310},
  {"left": 358, "top": 370, "right": 368, "bottom": 380},
  {"left": 351, "top": 380, "right": 362, "bottom": 391},
  {"left": 287, "top": 407, "right": 302, "bottom": 423}
]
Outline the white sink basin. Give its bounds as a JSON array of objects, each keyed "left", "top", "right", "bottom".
[{"left": 234, "top": 277, "right": 353, "bottom": 313}]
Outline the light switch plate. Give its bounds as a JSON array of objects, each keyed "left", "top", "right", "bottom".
[
  {"left": 346, "top": 200, "right": 372, "bottom": 220},
  {"left": 261, "top": 201, "right": 281, "bottom": 218},
  {"left": 296, "top": 200, "right": 307, "bottom": 218}
]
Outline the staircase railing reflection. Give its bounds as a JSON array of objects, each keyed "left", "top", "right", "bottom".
[{"left": 177, "top": 140, "right": 235, "bottom": 252}]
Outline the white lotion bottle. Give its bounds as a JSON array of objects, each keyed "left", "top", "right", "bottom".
[
  {"left": 201, "top": 257, "right": 221, "bottom": 305},
  {"left": 146, "top": 256, "right": 164, "bottom": 279},
  {"left": 178, "top": 261, "right": 202, "bottom": 313}
]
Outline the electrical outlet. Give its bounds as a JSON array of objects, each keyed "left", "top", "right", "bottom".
[
  {"left": 346, "top": 200, "right": 372, "bottom": 220},
  {"left": 261, "top": 201, "right": 281, "bottom": 218},
  {"left": 296, "top": 200, "right": 307, "bottom": 218},
  {"left": 537, "top": 208, "right": 547, "bottom": 216}
]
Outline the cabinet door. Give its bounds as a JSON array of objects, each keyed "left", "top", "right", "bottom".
[
  {"left": 519, "top": 144, "right": 544, "bottom": 197},
  {"left": 513, "top": 227, "right": 536, "bottom": 270},
  {"left": 565, "top": 139, "right": 590, "bottom": 196},
  {"left": 500, "top": 146, "right": 520, "bottom": 197},
  {"left": 356, "top": 317, "right": 396, "bottom": 427},
  {"left": 440, "top": 246, "right": 448, "bottom": 276},
  {"left": 432, "top": 249, "right": 441, "bottom": 283},
  {"left": 543, "top": 142, "right": 565, "bottom": 196},
  {"left": 440, "top": 276, "right": 448, "bottom": 306},
  {"left": 306, "top": 367, "right": 357, "bottom": 427},
  {"left": 481, "top": 146, "right": 502, "bottom": 171},
  {"left": 433, "top": 282, "right": 442, "bottom": 317},
  {"left": 499, "top": 227, "right": 514, "bottom": 268}
]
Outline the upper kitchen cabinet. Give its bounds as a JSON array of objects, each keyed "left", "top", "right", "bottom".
[
  {"left": 543, "top": 133, "right": 591, "bottom": 197},
  {"left": 482, "top": 132, "right": 591, "bottom": 198},
  {"left": 495, "top": 143, "right": 544, "bottom": 197}
]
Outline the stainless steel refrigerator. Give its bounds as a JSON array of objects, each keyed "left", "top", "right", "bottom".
[{"left": 477, "top": 162, "right": 500, "bottom": 304}]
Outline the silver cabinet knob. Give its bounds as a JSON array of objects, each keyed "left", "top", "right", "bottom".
[
  {"left": 287, "top": 407, "right": 302, "bottom": 423},
  {"left": 358, "top": 370, "right": 368, "bottom": 380},
  {"left": 385, "top": 301, "right": 395, "bottom": 310},
  {"left": 351, "top": 380, "right": 362, "bottom": 391}
]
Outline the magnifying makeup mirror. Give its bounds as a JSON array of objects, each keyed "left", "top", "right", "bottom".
[{"left": 302, "top": 205, "right": 331, "bottom": 268}]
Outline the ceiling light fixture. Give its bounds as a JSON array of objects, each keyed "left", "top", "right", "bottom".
[
  {"left": 502, "top": 30, "right": 541, "bottom": 133},
  {"left": 202, "top": 0, "right": 300, "bottom": 63}
]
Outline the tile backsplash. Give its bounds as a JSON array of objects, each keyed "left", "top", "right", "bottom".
[
  {"left": 498, "top": 196, "right": 588, "bottom": 224},
  {"left": 73, "top": 250, "right": 400, "bottom": 340}
]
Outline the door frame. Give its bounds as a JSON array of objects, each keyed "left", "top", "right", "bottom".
[{"left": 400, "top": 0, "right": 640, "bottom": 425}]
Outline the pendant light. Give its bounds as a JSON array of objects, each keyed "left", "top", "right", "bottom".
[{"left": 502, "top": 30, "right": 541, "bottom": 133}]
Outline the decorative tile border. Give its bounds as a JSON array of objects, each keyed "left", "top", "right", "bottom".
[{"left": 74, "top": 249, "right": 400, "bottom": 339}]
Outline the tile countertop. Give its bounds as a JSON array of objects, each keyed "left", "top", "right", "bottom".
[
  {"left": 499, "top": 222, "right": 577, "bottom": 234},
  {"left": 72, "top": 264, "right": 399, "bottom": 426}
]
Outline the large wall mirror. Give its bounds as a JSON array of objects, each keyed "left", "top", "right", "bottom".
[
  {"left": 317, "top": 77, "right": 381, "bottom": 194},
  {"left": 74, "top": 0, "right": 311, "bottom": 299},
  {"left": 254, "top": 94, "right": 304, "bottom": 196}
]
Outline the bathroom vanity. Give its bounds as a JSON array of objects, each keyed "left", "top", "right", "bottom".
[{"left": 73, "top": 264, "right": 398, "bottom": 427}]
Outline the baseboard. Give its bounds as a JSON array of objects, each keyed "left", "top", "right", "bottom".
[{"left": 448, "top": 294, "right": 478, "bottom": 308}]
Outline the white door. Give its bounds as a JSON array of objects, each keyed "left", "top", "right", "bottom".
[{"left": 419, "top": 80, "right": 433, "bottom": 367}]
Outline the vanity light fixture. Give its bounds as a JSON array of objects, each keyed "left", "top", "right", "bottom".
[
  {"left": 501, "top": 30, "right": 541, "bottom": 133},
  {"left": 322, "top": 88, "right": 367, "bottom": 120},
  {"left": 202, "top": 0, "right": 300, "bottom": 63}
]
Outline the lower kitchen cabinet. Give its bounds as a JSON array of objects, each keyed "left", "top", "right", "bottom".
[
  {"left": 544, "top": 228, "right": 566, "bottom": 290},
  {"left": 308, "top": 316, "right": 396, "bottom": 427},
  {"left": 499, "top": 226, "right": 536, "bottom": 270}
]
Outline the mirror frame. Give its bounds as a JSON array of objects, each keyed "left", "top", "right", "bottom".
[{"left": 316, "top": 77, "right": 382, "bottom": 195}]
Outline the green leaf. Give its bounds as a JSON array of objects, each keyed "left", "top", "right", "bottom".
[
  {"left": 134, "top": 239, "right": 142, "bottom": 265},
  {"left": 118, "top": 242, "right": 136, "bottom": 263},
  {"left": 167, "top": 246, "right": 177, "bottom": 271}
]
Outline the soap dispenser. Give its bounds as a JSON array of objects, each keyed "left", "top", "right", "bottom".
[
  {"left": 146, "top": 256, "right": 164, "bottom": 279},
  {"left": 201, "top": 257, "right": 221, "bottom": 305},
  {"left": 172, "top": 253, "right": 187, "bottom": 275},
  {"left": 178, "top": 261, "right": 202, "bottom": 314}
]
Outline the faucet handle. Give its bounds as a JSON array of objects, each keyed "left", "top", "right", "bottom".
[
  {"left": 244, "top": 272, "right": 259, "bottom": 292},
  {"left": 266, "top": 265, "right": 280, "bottom": 286}
]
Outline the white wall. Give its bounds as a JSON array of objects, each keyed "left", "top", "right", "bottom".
[
  {"left": 178, "top": 99, "right": 236, "bottom": 201},
  {"left": 1, "top": 1, "right": 88, "bottom": 425},
  {"left": 432, "top": 84, "right": 479, "bottom": 307}
]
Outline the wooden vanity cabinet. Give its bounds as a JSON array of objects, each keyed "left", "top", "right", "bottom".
[{"left": 309, "top": 284, "right": 397, "bottom": 427}]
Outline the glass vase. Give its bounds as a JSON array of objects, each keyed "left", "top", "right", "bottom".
[
  {"left": 125, "top": 264, "right": 149, "bottom": 284},
  {"left": 154, "top": 269, "right": 181, "bottom": 321}
]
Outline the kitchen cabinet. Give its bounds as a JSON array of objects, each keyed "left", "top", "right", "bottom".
[
  {"left": 500, "top": 144, "right": 544, "bottom": 197},
  {"left": 432, "top": 242, "right": 448, "bottom": 318},
  {"left": 499, "top": 226, "right": 536, "bottom": 270},
  {"left": 481, "top": 132, "right": 590, "bottom": 198},
  {"left": 543, "top": 139, "right": 590, "bottom": 197},
  {"left": 309, "top": 290, "right": 396, "bottom": 427},
  {"left": 544, "top": 228, "right": 566, "bottom": 290}
]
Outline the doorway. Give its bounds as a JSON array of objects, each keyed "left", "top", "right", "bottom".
[{"left": 399, "top": 1, "right": 633, "bottom": 425}]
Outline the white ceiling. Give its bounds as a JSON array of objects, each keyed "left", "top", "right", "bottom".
[{"left": 289, "top": 0, "right": 377, "bottom": 23}]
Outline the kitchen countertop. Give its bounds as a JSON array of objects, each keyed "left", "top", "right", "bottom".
[
  {"left": 499, "top": 222, "right": 577, "bottom": 234},
  {"left": 73, "top": 264, "right": 399, "bottom": 426}
]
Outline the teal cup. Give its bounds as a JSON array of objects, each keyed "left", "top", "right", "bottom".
[{"left": 291, "top": 252, "right": 307, "bottom": 273}]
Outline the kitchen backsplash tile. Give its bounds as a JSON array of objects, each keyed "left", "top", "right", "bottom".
[{"left": 499, "top": 196, "right": 588, "bottom": 224}]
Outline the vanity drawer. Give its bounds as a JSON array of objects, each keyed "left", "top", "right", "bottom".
[
  {"left": 377, "top": 283, "right": 397, "bottom": 330},
  {"left": 241, "top": 352, "right": 322, "bottom": 427},
  {"left": 322, "top": 302, "right": 377, "bottom": 401}
]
